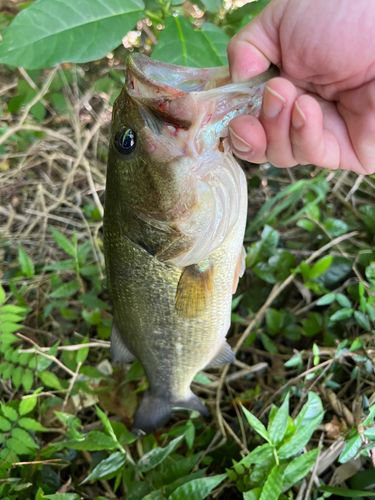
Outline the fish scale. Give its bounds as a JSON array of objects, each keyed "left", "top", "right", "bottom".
[{"left": 104, "top": 54, "right": 278, "bottom": 435}]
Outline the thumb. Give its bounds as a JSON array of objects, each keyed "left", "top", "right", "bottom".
[{"left": 227, "top": 0, "right": 286, "bottom": 82}]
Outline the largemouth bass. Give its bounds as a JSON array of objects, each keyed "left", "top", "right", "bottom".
[{"left": 104, "top": 54, "right": 277, "bottom": 435}]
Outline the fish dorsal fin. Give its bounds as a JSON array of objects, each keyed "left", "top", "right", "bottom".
[
  {"left": 110, "top": 322, "right": 136, "bottom": 364},
  {"left": 206, "top": 342, "right": 235, "bottom": 368},
  {"left": 175, "top": 262, "right": 213, "bottom": 317}
]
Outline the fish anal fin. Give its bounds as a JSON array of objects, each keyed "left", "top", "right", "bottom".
[
  {"left": 110, "top": 322, "right": 136, "bottom": 364},
  {"left": 206, "top": 341, "right": 235, "bottom": 368},
  {"left": 175, "top": 262, "right": 213, "bottom": 317},
  {"left": 232, "top": 246, "right": 246, "bottom": 294}
]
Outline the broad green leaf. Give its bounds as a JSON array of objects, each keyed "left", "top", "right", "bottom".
[
  {"left": 0, "top": 0, "right": 145, "bottom": 69},
  {"left": 363, "top": 427, "right": 375, "bottom": 439},
  {"left": 12, "top": 427, "right": 39, "bottom": 449},
  {"left": 6, "top": 436, "right": 33, "bottom": 455},
  {"left": 243, "top": 488, "right": 262, "bottom": 500},
  {"left": 309, "top": 255, "right": 332, "bottom": 279},
  {"left": 18, "top": 418, "right": 47, "bottom": 431},
  {"left": 259, "top": 465, "right": 283, "bottom": 500},
  {"left": 137, "top": 435, "right": 185, "bottom": 472},
  {"left": 316, "top": 293, "right": 336, "bottom": 306},
  {"left": 50, "top": 227, "right": 76, "bottom": 256},
  {"left": 1, "top": 405, "right": 18, "bottom": 422},
  {"left": 169, "top": 473, "right": 226, "bottom": 500},
  {"left": 319, "top": 486, "right": 375, "bottom": 497},
  {"left": 265, "top": 308, "right": 281, "bottom": 336},
  {"left": 354, "top": 311, "right": 371, "bottom": 331},
  {"left": 241, "top": 404, "right": 270, "bottom": 443},
  {"left": 200, "top": 23, "right": 230, "bottom": 65},
  {"left": 18, "top": 244, "right": 35, "bottom": 277},
  {"left": 277, "top": 414, "right": 322, "bottom": 459},
  {"left": 152, "top": 16, "right": 227, "bottom": 67},
  {"left": 338, "top": 435, "right": 362, "bottom": 463},
  {"left": 336, "top": 293, "right": 352, "bottom": 308},
  {"left": 0, "top": 284, "right": 5, "bottom": 305},
  {"left": 269, "top": 393, "right": 289, "bottom": 445},
  {"left": 330, "top": 308, "right": 353, "bottom": 322},
  {"left": 79, "top": 293, "right": 111, "bottom": 310},
  {"left": 239, "top": 444, "right": 274, "bottom": 467},
  {"left": 81, "top": 451, "right": 126, "bottom": 484},
  {"left": 142, "top": 491, "right": 164, "bottom": 500},
  {"left": 64, "top": 431, "right": 118, "bottom": 451},
  {"left": 200, "top": 0, "right": 222, "bottom": 12},
  {"left": 0, "top": 416, "right": 11, "bottom": 431},
  {"left": 282, "top": 447, "right": 320, "bottom": 491},
  {"left": 161, "top": 452, "right": 203, "bottom": 485},
  {"left": 37, "top": 371, "right": 66, "bottom": 390},
  {"left": 49, "top": 281, "right": 80, "bottom": 299}
]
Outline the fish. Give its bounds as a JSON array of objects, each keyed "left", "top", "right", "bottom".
[{"left": 103, "top": 53, "right": 278, "bottom": 435}]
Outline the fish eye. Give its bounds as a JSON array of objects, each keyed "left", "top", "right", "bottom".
[{"left": 114, "top": 128, "right": 136, "bottom": 154}]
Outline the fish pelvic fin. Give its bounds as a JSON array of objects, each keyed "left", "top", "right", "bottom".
[
  {"left": 131, "top": 391, "right": 209, "bottom": 436},
  {"left": 175, "top": 262, "right": 213, "bottom": 318},
  {"left": 206, "top": 341, "right": 235, "bottom": 368},
  {"left": 233, "top": 246, "right": 246, "bottom": 294},
  {"left": 110, "top": 322, "right": 136, "bottom": 364}
]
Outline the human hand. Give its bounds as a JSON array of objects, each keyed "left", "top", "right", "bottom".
[{"left": 227, "top": 0, "right": 375, "bottom": 175}]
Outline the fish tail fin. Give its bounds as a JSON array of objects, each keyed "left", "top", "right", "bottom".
[
  {"left": 131, "top": 391, "right": 209, "bottom": 436},
  {"left": 175, "top": 391, "right": 210, "bottom": 418},
  {"left": 132, "top": 391, "right": 173, "bottom": 436}
]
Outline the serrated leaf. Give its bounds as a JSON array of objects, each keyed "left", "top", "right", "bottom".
[
  {"left": 12, "top": 365, "right": 24, "bottom": 390},
  {"left": 0, "top": 0, "right": 145, "bottom": 69},
  {"left": 259, "top": 465, "right": 283, "bottom": 500},
  {"left": 49, "top": 281, "right": 80, "bottom": 299},
  {"left": 18, "top": 244, "right": 35, "bottom": 277},
  {"left": 37, "top": 371, "right": 65, "bottom": 390},
  {"left": 0, "top": 416, "right": 11, "bottom": 431},
  {"left": 137, "top": 435, "right": 185, "bottom": 472},
  {"left": 18, "top": 418, "right": 47, "bottom": 431},
  {"left": 240, "top": 404, "right": 270, "bottom": 443},
  {"left": 2, "top": 405, "right": 18, "bottom": 422},
  {"left": 152, "top": 16, "right": 227, "bottom": 67},
  {"left": 81, "top": 451, "right": 126, "bottom": 484},
  {"left": 269, "top": 393, "right": 289, "bottom": 445},
  {"left": 169, "top": 473, "right": 226, "bottom": 500},
  {"left": 19, "top": 396, "right": 37, "bottom": 416},
  {"left": 12, "top": 427, "right": 39, "bottom": 449},
  {"left": 22, "top": 368, "right": 34, "bottom": 393},
  {"left": 282, "top": 447, "right": 320, "bottom": 491},
  {"left": 338, "top": 435, "right": 362, "bottom": 463}
]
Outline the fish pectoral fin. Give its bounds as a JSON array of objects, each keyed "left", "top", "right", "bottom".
[
  {"left": 232, "top": 246, "right": 246, "bottom": 294},
  {"left": 110, "top": 322, "right": 136, "bottom": 364},
  {"left": 175, "top": 262, "right": 213, "bottom": 317},
  {"left": 206, "top": 341, "right": 235, "bottom": 367}
]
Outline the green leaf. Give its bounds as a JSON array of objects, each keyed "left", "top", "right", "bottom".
[
  {"left": 282, "top": 447, "right": 320, "bottom": 491},
  {"left": 137, "top": 435, "right": 185, "bottom": 472},
  {"left": 338, "top": 435, "right": 362, "bottom": 463},
  {"left": 319, "top": 486, "right": 375, "bottom": 497},
  {"left": 18, "top": 244, "right": 35, "bottom": 277},
  {"left": 265, "top": 308, "right": 281, "bottom": 336},
  {"left": 50, "top": 227, "right": 76, "bottom": 256},
  {"left": 200, "top": 0, "right": 222, "bottom": 12},
  {"left": 81, "top": 451, "right": 126, "bottom": 484},
  {"left": 278, "top": 414, "right": 322, "bottom": 459},
  {"left": 0, "top": 416, "right": 11, "bottom": 431},
  {"left": 259, "top": 465, "right": 283, "bottom": 500},
  {"left": 18, "top": 418, "right": 47, "bottom": 431},
  {"left": 1, "top": 405, "right": 18, "bottom": 422},
  {"left": 12, "top": 365, "right": 24, "bottom": 390},
  {"left": 240, "top": 404, "right": 270, "bottom": 443},
  {"left": 363, "top": 404, "right": 375, "bottom": 426},
  {"left": 152, "top": 16, "right": 228, "bottom": 67},
  {"left": 354, "top": 311, "right": 371, "bottom": 331},
  {"left": 49, "top": 281, "right": 80, "bottom": 299},
  {"left": 37, "top": 371, "right": 66, "bottom": 390},
  {"left": 79, "top": 293, "right": 111, "bottom": 310},
  {"left": 95, "top": 406, "right": 119, "bottom": 444},
  {"left": 200, "top": 23, "right": 230, "bottom": 65},
  {"left": 330, "top": 308, "right": 353, "bottom": 321},
  {"left": 0, "top": 0, "right": 145, "bottom": 69},
  {"left": 169, "top": 473, "right": 226, "bottom": 500},
  {"left": 0, "top": 284, "right": 5, "bottom": 305},
  {"left": 64, "top": 430, "right": 118, "bottom": 451},
  {"left": 335, "top": 293, "right": 352, "bottom": 308},
  {"left": 243, "top": 488, "right": 262, "bottom": 500},
  {"left": 269, "top": 393, "right": 289, "bottom": 446},
  {"left": 363, "top": 427, "right": 375, "bottom": 439},
  {"left": 316, "top": 293, "right": 336, "bottom": 306},
  {"left": 12, "top": 427, "right": 39, "bottom": 449},
  {"left": 142, "top": 491, "right": 164, "bottom": 500},
  {"left": 239, "top": 444, "right": 274, "bottom": 467},
  {"left": 309, "top": 255, "right": 332, "bottom": 279},
  {"left": 45, "top": 259, "right": 76, "bottom": 271},
  {"left": 22, "top": 368, "right": 34, "bottom": 392}
]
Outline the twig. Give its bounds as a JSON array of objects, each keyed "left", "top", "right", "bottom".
[{"left": 62, "top": 361, "right": 82, "bottom": 411}]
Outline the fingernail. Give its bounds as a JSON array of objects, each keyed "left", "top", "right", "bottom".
[
  {"left": 292, "top": 101, "right": 306, "bottom": 129},
  {"left": 263, "top": 86, "right": 286, "bottom": 119},
  {"left": 228, "top": 128, "right": 253, "bottom": 153}
]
